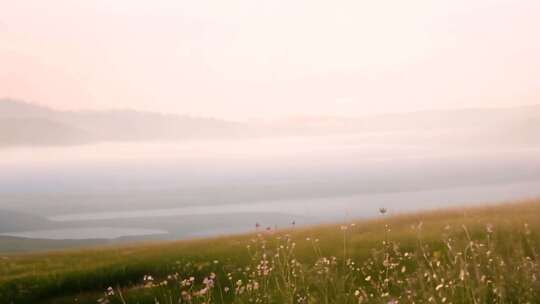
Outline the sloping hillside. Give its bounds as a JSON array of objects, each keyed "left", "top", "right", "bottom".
[{"left": 1, "top": 199, "right": 539, "bottom": 303}]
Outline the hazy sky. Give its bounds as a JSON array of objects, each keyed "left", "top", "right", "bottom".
[{"left": 1, "top": 0, "right": 539, "bottom": 119}]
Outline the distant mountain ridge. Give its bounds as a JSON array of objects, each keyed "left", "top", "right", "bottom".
[
  {"left": 0, "top": 98, "right": 53, "bottom": 117},
  {"left": 1, "top": 98, "right": 540, "bottom": 147},
  {"left": 0, "top": 99, "right": 242, "bottom": 146}
]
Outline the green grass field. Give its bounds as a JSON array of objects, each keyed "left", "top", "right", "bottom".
[{"left": 1, "top": 199, "right": 540, "bottom": 304}]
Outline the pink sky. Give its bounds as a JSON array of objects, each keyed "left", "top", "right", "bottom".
[{"left": 1, "top": 0, "right": 540, "bottom": 120}]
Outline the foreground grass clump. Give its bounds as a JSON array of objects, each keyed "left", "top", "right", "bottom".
[
  {"left": 95, "top": 220, "right": 540, "bottom": 304},
  {"left": 1, "top": 200, "right": 540, "bottom": 303}
]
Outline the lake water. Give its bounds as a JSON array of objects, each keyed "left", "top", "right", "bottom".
[
  {"left": 0, "top": 227, "right": 167, "bottom": 240},
  {"left": 48, "top": 180, "right": 540, "bottom": 222},
  {"left": 3, "top": 179, "right": 540, "bottom": 240},
  {"left": 2, "top": 136, "right": 540, "bottom": 240}
]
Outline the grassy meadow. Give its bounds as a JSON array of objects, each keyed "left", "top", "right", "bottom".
[{"left": 1, "top": 200, "right": 540, "bottom": 303}]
